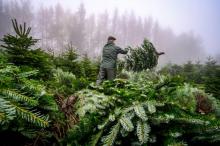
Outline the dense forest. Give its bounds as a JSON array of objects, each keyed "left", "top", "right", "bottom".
[
  {"left": 0, "top": 17, "right": 220, "bottom": 146},
  {"left": 1, "top": 0, "right": 218, "bottom": 64}
]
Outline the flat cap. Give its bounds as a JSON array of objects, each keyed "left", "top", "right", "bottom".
[{"left": 108, "top": 36, "right": 116, "bottom": 41}]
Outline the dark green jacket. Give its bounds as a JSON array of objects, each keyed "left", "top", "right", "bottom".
[{"left": 101, "top": 42, "right": 128, "bottom": 69}]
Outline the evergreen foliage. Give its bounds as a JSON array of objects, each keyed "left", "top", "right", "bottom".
[
  {"left": 204, "top": 57, "right": 220, "bottom": 99},
  {"left": 53, "top": 44, "right": 99, "bottom": 81},
  {"left": 0, "top": 19, "right": 219, "bottom": 146},
  {"left": 159, "top": 58, "right": 220, "bottom": 100},
  {"left": 80, "top": 54, "right": 99, "bottom": 81},
  {"left": 53, "top": 44, "right": 81, "bottom": 76},
  {"left": 0, "top": 63, "right": 62, "bottom": 146},
  {"left": 0, "top": 63, "right": 50, "bottom": 126},
  {"left": 125, "top": 39, "right": 164, "bottom": 72},
  {"left": 0, "top": 19, "right": 53, "bottom": 80},
  {"left": 67, "top": 72, "right": 220, "bottom": 146}
]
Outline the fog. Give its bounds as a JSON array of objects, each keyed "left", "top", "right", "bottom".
[{"left": 0, "top": 0, "right": 219, "bottom": 65}]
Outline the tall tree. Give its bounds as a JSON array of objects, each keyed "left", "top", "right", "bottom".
[
  {"left": 52, "top": 3, "right": 65, "bottom": 51},
  {"left": 127, "top": 11, "right": 137, "bottom": 45},
  {"left": 68, "top": 3, "right": 86, "bottom": 53},
  {"left": 94, "top": 10, "right": 109, "bottom": 53},
  {"left": 77, "top": 3, "right": 86, "bottom": 50},
  {"left": 120, "top": 11, "right": 129, "bottom": 45},
  {"left": 111, "top": 8, "right": 119, "bottom": 36},
  {"left": 7, "top": 0, "right": 33, "bottom": 27},
  {"left": 152, "top": 21, "right": 160, "bottom": 46},
  {"left": 37, "top": 5, "right": 47, "bottom": 48},
  {"left": 143, "top": 16, "right": 153, "bottom": 39},
  {"left": 0, "top": 0, "right": 10, "bottom": 37},
  {"left": 85, "top": 14, "right": 96, "bottom": 54}
]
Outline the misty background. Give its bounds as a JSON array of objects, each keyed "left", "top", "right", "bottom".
[{"left": 0, "top": 0, "right": 219, "bottom": 65}]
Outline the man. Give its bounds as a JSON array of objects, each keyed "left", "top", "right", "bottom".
[{"left": 96, "top": 36, "right": 128, "bottom": 85}]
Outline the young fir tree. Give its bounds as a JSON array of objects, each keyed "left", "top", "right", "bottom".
[
  {"left": 204, "top": 57, "right": 220, "bottom": 100},
  {"left": 80, "top": 54, "right": 99, "bottom": 81},
  {"left": 53, "top": 43, "right": 82, "bottom": 77},
  {"left": 0, "top": 19, "right": 53, "bottom": 80}
]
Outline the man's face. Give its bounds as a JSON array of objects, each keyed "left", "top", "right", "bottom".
[{"left": 108, "top": 39, "right": 115, "bottom": 43}]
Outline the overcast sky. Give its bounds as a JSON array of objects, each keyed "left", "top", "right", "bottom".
[{"left": 34, "top": 0, "right": 220, "bottom": 55}]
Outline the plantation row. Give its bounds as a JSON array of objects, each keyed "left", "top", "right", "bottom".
[{"left": 0, "top": 20, "right": 219, "bottom": 146}]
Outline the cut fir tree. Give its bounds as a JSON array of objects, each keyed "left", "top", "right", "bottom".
[
  {"left": 66, "top": 71, "right": 220, "bottom": 146},
  {"left": 125, "top": 39, "right": 164, "bottom": 72}
]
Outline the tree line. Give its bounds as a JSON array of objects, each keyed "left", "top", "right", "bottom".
[{"left": 0, "top": 0, "right": 216, "bottom": 64}]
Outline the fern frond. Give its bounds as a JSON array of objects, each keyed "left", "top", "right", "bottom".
[
  {"left": 136, "top": 120, "right": 150, "bottom": 144},
  {"left": 119, "top": 116, "right": 134, "bottom": 132},
  {"left": 134, "top": 104, "right": 148, "bottom": 121},
  {"left": 102, "top": 123, "right": 120, "bottom": 146},
  {"left": 10, "top": 102, "right": 49, "bottom": 127},
  {"left": 1, "top": 89, "right": 38, "bottom": 106}
]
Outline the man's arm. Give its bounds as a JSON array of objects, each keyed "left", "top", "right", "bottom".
[
  {"left": 115, "top": 46, "right": 128, "bottom": 54},
  {"left": 156, "top": 51, "right": 165, "bottom": 56}
]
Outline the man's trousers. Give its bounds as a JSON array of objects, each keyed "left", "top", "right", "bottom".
[{"left": 96, "top": 67, "right": 116, "bottom": 85}]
